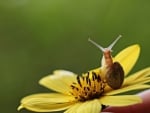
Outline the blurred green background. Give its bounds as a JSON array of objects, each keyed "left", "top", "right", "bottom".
[{"left": 0, "top": 0, "right": 150, "bottom": 113}]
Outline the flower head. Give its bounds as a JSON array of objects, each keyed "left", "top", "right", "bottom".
[{"left": 18, "top": 43, "right": 150, "bottom": 113}]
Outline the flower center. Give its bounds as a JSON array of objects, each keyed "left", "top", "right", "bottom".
[{"left": 70, "top": 71, "right": 106, "bottom": 102}]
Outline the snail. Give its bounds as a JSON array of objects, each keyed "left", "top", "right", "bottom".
[{"left": 88, "top": 35, "right": 124, "bottom": 89}]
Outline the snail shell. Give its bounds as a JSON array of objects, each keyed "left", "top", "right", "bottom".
[{"left": 105, "top": 62, "right": 124, "bottom": 89}]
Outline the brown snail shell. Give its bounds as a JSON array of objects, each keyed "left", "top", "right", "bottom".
[{"left": 105, "top": 62, "right": 124, "bottom": 89}]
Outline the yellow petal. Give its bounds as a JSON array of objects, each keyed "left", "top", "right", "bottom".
[
  {"left": 76, "top": 99, "right": 101, "bottom": 113},
  {"left": 105, "top": 84, "right": 150, "bottom": 95},
  {"left": 64, "top": 103, "right": 82, "bottom": 113},
  {"left": 124, "top": 76, "right": 150, "bottom": 85},
  {"left": 18, "top": 93, "right": 75, "bottom": 112},
  {"left": 100, "top": 95, "right": 142, "bottom": 106},
  {"left": 53, "top": 70, "right": 75, "bottom": 76},
  {"left": 114, "top": 44, "right": 140, "bottom": 76},
  {"left": 65, "top": 100, "right": 102, "bottom": 113},
  {"left": 20, "top": 93, "right": 75, "bottom": 103},
  {"left": 39, "top": 70, "right": 77, "bottom": 94},
  {"left": 131, "top": 77, "right": 150, "bottom": 85},
  {"left": 124, "top": 67, "right": 150, "bottom": 85}
]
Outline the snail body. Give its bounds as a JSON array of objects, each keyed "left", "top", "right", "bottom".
[{"left": 89, "top": 35, "right": 124, "bottom": 89}]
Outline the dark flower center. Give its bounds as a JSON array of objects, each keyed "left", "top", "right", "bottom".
[{"left": 70, "top": 71, "right": 106, "bottom": 102}]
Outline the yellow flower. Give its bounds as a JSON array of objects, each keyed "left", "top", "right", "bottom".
[{"left": 18, "top": 44, "right": 150, "bottom": 113}]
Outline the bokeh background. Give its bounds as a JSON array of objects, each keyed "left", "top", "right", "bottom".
[{"left": 0, "top": 0, "right": 150, "bottom": 113}]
